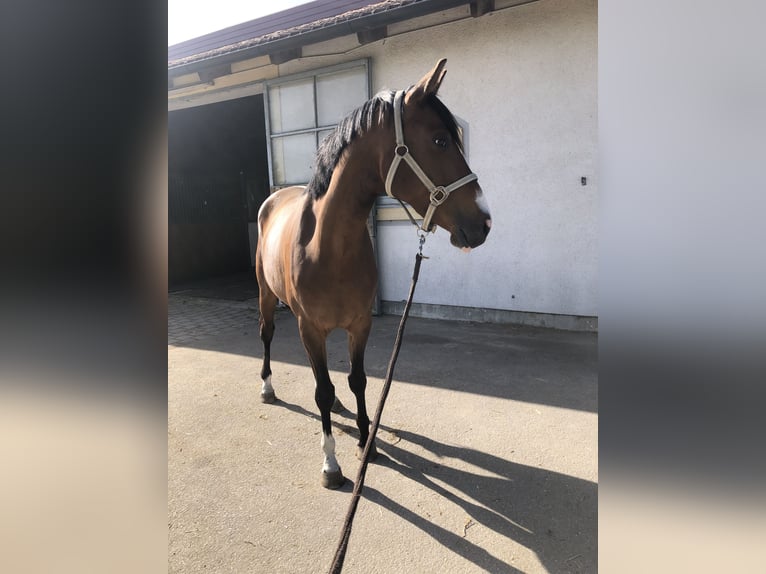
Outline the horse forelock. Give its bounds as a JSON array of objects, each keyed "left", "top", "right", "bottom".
[{"left": 424, "top": 92, "right": 465, "bottom": 153}]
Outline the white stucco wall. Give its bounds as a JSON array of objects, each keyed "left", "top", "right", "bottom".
[{"left": 369, "top": 0, "right": 598, "bottom": 317}]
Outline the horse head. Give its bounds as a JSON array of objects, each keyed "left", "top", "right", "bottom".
[{"left": 387, "top": 59, "right": 492, "bottom": 251}]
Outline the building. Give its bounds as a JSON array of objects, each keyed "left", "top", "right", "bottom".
[{"left": 168, "top": 0, "right": 597, "bottom": 330}]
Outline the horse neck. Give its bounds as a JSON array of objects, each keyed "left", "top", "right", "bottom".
[{"left": 312, "top": 137, "right": 386, "bottom": 246}]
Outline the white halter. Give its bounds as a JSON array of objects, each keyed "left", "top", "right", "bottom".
[{"left": 384, "top": 90, "right": 478, "bottom": 233}]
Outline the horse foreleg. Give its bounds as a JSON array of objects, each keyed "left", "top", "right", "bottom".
[
  {"left": 348, "top": 318, "right": 377, "bottom": 462},
  {"left": 299, "top": 319, "right": 345, "bottom": 489}
]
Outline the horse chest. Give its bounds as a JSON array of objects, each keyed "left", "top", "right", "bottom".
[{"left": 293, "top": 251, "right": 377, "bottom": 324}]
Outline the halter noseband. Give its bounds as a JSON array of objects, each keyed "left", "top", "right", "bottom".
[{"left": 384, "top": 90, "right": 478, "bottom": 233}]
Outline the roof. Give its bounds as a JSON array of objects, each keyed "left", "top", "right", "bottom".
[
  {"left": 168, "top": 0, "right": 381, "bottom": 62},
  {"left": 167, "top": 0, "right": 475, "bottom": 75}
]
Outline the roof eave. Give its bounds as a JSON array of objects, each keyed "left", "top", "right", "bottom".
[{"left": 168, "top": 0, "right": 471, "bottom": 79}]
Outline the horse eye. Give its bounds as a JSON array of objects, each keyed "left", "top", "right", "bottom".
[{"left": 433, "top": 137, "right": 448, "bottom": 149}]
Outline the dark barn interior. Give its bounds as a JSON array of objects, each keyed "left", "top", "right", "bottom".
[{"left": 168, "top": 94, "right": 270, "bottom": 286}]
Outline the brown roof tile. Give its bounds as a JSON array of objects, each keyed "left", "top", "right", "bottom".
[{"left": 168, "top": 0, "right": 427, "bottom": 69}]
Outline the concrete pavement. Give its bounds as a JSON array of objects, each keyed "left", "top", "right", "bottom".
[{"left": 168, "top": 294, "right": 597, "bottom": 573}]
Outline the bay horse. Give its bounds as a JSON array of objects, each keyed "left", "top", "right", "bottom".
[{"left": 255, "top": 59, "right": 492, "bottom": 489}]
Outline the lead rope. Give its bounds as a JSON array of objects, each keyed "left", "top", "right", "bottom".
[{"left": 328, "top": 237, "right": 427, "bottom": 574}]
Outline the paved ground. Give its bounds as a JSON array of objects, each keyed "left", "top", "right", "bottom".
[
  {"left": 168, "top": 293, "right": 597, "bottom": 573},
  {"left": 170, "top": 271, "right": 259, "bottom": 302}
]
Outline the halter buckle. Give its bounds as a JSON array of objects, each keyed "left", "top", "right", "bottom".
[
  {"left": 395, "top": 144, "right": 408, "bottom": 157},
  {"left": 430, "top": 186, "right": 448, "bottom": 206}
]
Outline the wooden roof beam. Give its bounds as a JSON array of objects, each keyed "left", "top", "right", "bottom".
[
  {"left": 357, "top": 26, "right": 388, "bottom": 46},
  {"left": 471, "top": 0, "right": 495, "bottom": 17},
  {"left": 269, "top": 47, "right": 302, "bottom": 65},
  {"left": 197, "top": 63, "right": 231, "bottom": 84}
]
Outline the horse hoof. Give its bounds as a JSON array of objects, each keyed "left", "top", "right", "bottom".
[
  {"left": 321, "top": 469, "right": 345, "bottom": 489},
  {"left": 260, "top": 390, "right": 276, "bottom": 404},
  {"left": 356, "top": 440, "right": 377, "bottom": 462},
  {"left": 331, "top": 397, "right": 345, "bottom": 413}
]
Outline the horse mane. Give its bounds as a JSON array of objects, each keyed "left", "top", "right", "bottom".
[{"left": 305, "top": 90, "right": 464, "bottom": 199}]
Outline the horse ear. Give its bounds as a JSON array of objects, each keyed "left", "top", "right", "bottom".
[{"left": 405, "top": 59, "right": 447, "bottom": 105}]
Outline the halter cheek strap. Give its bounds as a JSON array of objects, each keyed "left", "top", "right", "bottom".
[{"left": 384, "top": 90, "right": 478, "bottom": 233}]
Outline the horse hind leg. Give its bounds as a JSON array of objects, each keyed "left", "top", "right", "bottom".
[
  {"left": 259, "top": 304, "right": 277, "bottom": 403},
  {"left": 256, "top": 263, "right": 278, "bottom": 404},
  {"left": 348, "top": 319, "right": 377, "bottom": 462},
  {"left": 299, "top": 319, "right": 345, "bottom": 489}
]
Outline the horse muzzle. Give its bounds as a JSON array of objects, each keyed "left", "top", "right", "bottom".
[{"left": 451, "top": 218, "right": 491, "bottom": 251}]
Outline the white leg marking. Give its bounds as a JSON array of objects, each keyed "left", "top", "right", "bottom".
[
  {"left": 321, "top": 433, "right": 340, "bottom": 473},
  {"left": 261, "top": 375, "right": 274, "bottom": 395}
]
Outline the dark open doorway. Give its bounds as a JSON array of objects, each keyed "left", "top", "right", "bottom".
[{"left": 168, "top": 94, "right": 270, "bottom": 287}]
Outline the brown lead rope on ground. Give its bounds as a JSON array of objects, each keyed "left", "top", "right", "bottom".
[{"left": 329, "top": 251, "right": 424, "bottom": 574}]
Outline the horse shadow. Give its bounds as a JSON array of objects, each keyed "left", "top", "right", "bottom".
[{"left": 276, "top": 399, "right": 596, "bottom": 573}]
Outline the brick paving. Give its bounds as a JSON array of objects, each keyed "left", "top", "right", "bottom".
[{"left": 167, "top": 295, "right": 259, "bottom": 347}]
